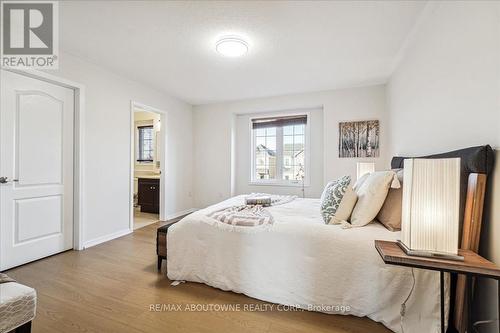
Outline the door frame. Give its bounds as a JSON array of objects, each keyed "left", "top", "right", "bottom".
[
  {"left": 0, "top": 68, "right": 86, "bottom": 251},
  {"left": 129, "top": 101, "right": 167, "bottom": 231}
]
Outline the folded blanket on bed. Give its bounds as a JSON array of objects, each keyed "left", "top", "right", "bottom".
[
  {"left": 207, "top": 194, "right": 296, "bottom": 227},
  {"left": 246, "top": 193, "right": 297, "bottom": 206},
  {"left": 245, "top": 196, "right": 272, "bottom": 206},
  {"left": 208, "top": 205, "right": 274, "bottom": 227},
  {"left": 0, "top": 273, "right": 15, "bottom": 284}
]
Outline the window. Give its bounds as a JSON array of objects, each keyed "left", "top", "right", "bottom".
[
  {"left": 251, "top": 114, "right": 308, "bottom": 185},
  {"left": 137, "top": 125, "right": 154, "bottom": 162}
]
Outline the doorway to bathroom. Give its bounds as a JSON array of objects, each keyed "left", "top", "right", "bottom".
[{"left": 130, "top": 102, "right": 166, "bottom": 230}]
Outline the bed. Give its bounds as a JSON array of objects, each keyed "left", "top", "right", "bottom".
[{"left": 166, "top": 145, "right": 494, "bottom": 333}]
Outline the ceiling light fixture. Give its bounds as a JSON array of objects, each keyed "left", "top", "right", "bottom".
[{"left": 215, "top": 37, "right": 248, "bottom": 57}]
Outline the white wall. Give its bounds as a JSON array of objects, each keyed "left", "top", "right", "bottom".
[
  {"left": 388, "top": 2, "right": 500, "bottom": 155},
  {"left": 49, "top": 51, "right": 194, "bottom": 246},
  {"left": 387, "top": 2, "right": 500, "bottom": 331},
  {"left": 193, "top": 85, "right": 388, "bottom": 209}
]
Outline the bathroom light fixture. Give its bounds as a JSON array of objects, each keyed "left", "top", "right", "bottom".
[{"left": 216, "top": 37, "right": 248, "bottom": 57}]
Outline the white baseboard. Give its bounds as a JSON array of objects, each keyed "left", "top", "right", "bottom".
[
  {"left": 83, "top": 228, "right": 132, "bottom": 249},
  {"left": 166, "top": 208, "right": 197, "bottom": 221}
]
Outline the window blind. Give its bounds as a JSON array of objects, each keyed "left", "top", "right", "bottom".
[{"left": 252, "top": 115, "right": 307, "bottom": 129}]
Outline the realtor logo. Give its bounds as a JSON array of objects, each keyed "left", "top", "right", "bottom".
[{"left": 1, "top": 1, "right": 58, "bottom": 68}]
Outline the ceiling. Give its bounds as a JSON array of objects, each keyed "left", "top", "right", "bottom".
[{"left": 60, "top": 1, "right": 426, "bottom": 105}]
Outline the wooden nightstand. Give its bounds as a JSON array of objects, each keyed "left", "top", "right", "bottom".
[{"left": 375, "top": 240, "right": 500, "bottom": 333}]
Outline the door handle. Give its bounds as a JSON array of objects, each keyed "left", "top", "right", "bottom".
[{"left": 0, "top": 177, "right": 19, "bottom": 184}]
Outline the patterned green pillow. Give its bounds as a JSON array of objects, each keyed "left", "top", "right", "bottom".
[{"left": 320, "top": 175, "right": 352, "bottom": 224}]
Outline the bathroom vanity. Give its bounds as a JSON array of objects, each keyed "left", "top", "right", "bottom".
[{"left": 137, "top": 177, "right": 160, "bottom": 213}]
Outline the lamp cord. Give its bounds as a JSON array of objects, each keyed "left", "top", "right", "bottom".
[
  {"left": 399, "top": 271, "right": 498, "bottom": 333},
  {"left": 400, "top": 268, "right": 416, "bottom": 333},
  {"left": 471, "top": 275, "right": 499, "bottom": 333},
  {"left": 472, "top": 319, "right": 498, "bottom": 333}
]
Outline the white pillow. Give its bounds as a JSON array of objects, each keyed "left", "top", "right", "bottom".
[
  {"left": 352, "top": 173, "right": 370, "bottom": 192},
  {"left": 328, "top": 186, "right": 358, "bottom": 225},
  {"left": 350, "top": 171, "right": 399, "bottom": 227}
]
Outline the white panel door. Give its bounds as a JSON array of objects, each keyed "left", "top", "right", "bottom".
[{"left": 0, "top": 70, "right": 74, "bottom": 270}]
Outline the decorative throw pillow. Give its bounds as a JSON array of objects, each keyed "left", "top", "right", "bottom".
[
  {"left": 350, "top": 171, "right": 400, "bottom": 227},
  {"left": 377, "top": 169, "right": 404, "bottom": 231},
  {"left": 320, "top": 175, "right": 351, "bottom": 224},
  {"left": 328, "top": 186, "right": 358, "bottom": 225},
  {"left": 352, "top": 172, "right": 370, "bottom": 192}
]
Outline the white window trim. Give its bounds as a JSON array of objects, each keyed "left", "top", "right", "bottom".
[{"left": 249, "top": 111, "right": 311, "bottom": 187}]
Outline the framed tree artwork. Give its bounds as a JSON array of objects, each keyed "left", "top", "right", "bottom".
[{"left": 338, "top": 120, "right": 379, "bottom": 158}]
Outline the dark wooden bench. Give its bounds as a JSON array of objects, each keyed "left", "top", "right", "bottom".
[
  {"left": 156, "top": 221, "right": 178, "bottom": 271},
  {"left": 8, "top": 321, "right": 31, "bottom": 333}
]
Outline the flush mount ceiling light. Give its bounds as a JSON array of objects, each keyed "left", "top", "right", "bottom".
[{"left": 215, "top": 37, "right": 248, "bottom": 57}]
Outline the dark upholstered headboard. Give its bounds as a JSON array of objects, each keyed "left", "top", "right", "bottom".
[
  {"left": 391, "top": 145, "right": 494, "bottom": 173},
  {"left": 390, "top": 145, "right": 495, "bottom": 236}
]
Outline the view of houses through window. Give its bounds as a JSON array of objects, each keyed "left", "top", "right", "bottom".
[
  {"left": 252, "top": 115, "right": 306, "bottom": 183},
  {"left": 255, "top": 127, "right": 277, "bottom": 179},
  {"left": 283, "top": 124, "right": 305, "bottom": 181}
]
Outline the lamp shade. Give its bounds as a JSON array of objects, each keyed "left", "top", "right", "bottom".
[
  {"left": 356, "top": 162, "right": 375, "bottom": 180},
  {"left": 401, "top": 158, "right": 461, "bottom": 255}
]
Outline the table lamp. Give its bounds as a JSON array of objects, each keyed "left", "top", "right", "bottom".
[
  {"left": 398, "top": 158, "right": 463, "bottom": 261},
  {"left": 357, "top": 162, "right": 375, "bottom": 180}
]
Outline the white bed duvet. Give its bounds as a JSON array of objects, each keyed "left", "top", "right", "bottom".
[{"left": 167, "top": 196, "right": 448, "bottom": 333}]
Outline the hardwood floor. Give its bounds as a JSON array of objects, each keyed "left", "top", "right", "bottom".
[{"left": 6, "top": 222, "right": 390, "bottom": 333}]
